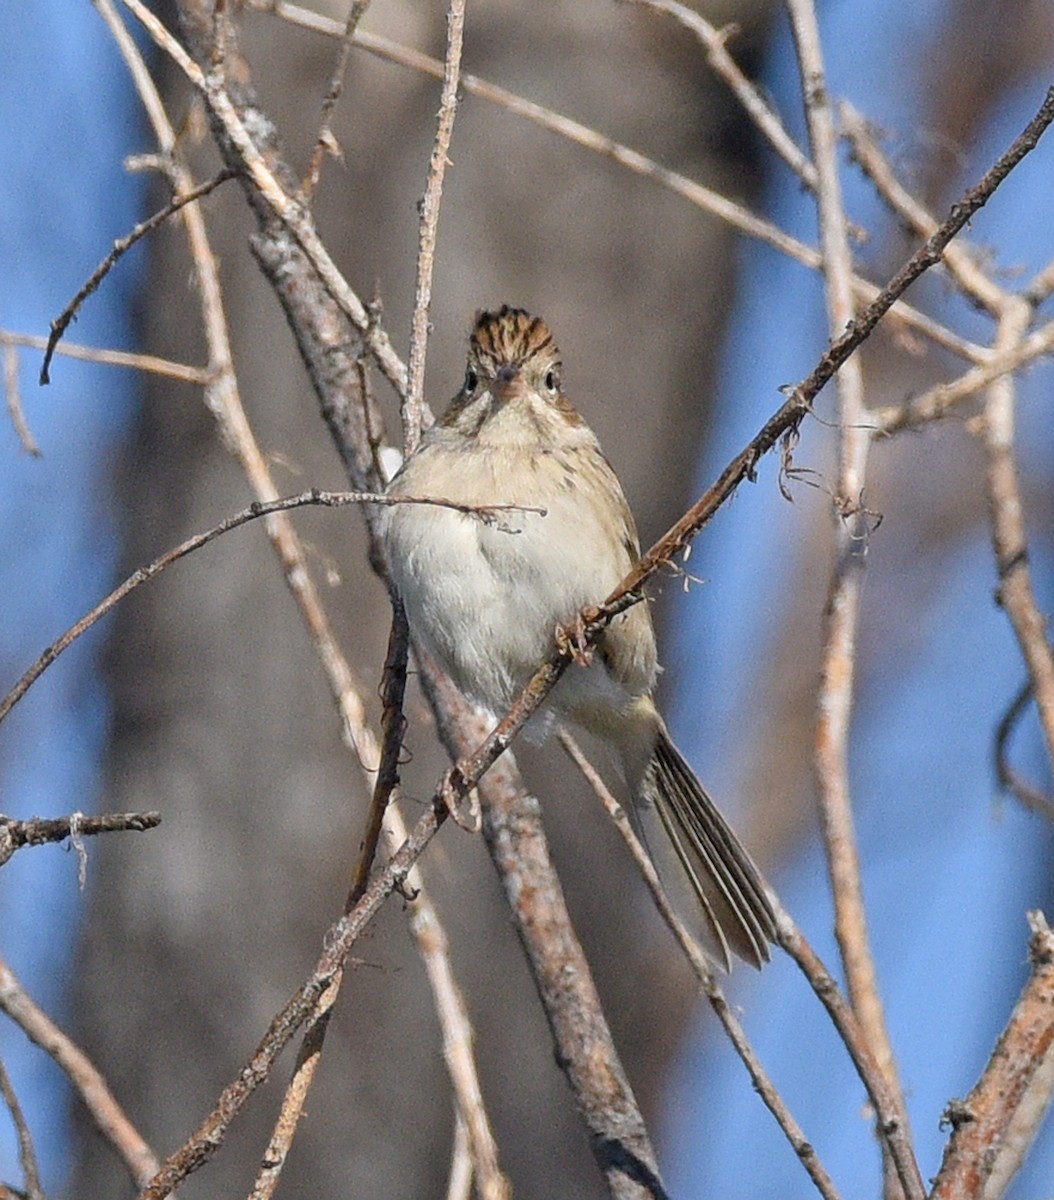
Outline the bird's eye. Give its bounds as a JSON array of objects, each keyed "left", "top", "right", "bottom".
[
  {"left": 465, "top": 369, "right": 478, "bottom": 391},
  {"left": 544, "top": 370, "right": 557, "bottom": 392}
]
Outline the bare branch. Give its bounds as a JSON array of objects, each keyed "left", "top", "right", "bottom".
[
  {"left": 622, "top": 0, "right": 817, "bottom": 190},
  {"left": 0, "top": 329, "right": 210, "bottom": 387},
  {"left": 930, "top": 914, "right": 1054, "bottom": 1200},
  {"left": 404, "top": 802, "right": 510, "bottom": 1200},
  {"left": 3, "top": 341, "right": 39, "bottom": 456},
  {"left": 301, "top": 0, "right": 372, "bottom": 198},
  {"left": 0, "top": 811, "right": 161, "bottom": 869},
  {"left": 39, "top": 168, "right": 237, "bottom": 385},
  {"left": 559, "top": 732, "right": 844, "bottom": 1200},
  {"left": 138, "top": 798, "right": 448, "bottom": 1200},
  {"left": 0, "top": 1056, "right": 45, "bottom": 1200},
  {"left": 403, "top": 0, "right": 465, "bottom": 453},
  {"left": 981, "top": 300, "right": 1054, "bottom": 781},
  {"left": 254, "top": 0, "right": 984, "bottom": 366},
  {"left": 786, "top": 8, "right": 912, "bottom": 1199},
  {"left": 246, "top": 971, "right": 343, "bottom": 1200},
  {"left": 777, "top": 920, "right": 924, "bottom": 1200},
  {"left": 0, "top": 955, "right": 159, "bottom": 1188}
]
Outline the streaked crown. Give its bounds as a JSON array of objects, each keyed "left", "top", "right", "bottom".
[{"left": 469, "top": 306, "right": 561, "bottom": 379}]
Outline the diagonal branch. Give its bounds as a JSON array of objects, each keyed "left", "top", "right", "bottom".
[
  {"left": 930, "top": 914, "right": 1054, "bottom": 1200},
  {"left": 0, "top": 955, "right": 160, "bottom": 1189}
]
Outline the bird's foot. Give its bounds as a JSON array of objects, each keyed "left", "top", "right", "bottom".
[{"left": 555, "top": 613, "right": 594, "bottom": 667}]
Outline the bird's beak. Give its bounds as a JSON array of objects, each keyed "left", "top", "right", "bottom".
[{"left": 491, "top": 363, "right": 526, "bottom": 404}]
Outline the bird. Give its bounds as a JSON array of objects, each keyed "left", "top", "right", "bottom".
[{"left": 380, "top": 305, "right": 777, "bottom": 969}]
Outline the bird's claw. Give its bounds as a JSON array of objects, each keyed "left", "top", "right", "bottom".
[{"left": 556, "top": 614, "right": 594, "bottom": 667}]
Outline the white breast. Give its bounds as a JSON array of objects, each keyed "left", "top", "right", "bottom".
[{"left": 381, "top": 434, "right": 636, "bottom": 722}]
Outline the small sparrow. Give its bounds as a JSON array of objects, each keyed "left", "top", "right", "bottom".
[{"left": 381, "top": 306, "right": 776, "bottom": 969}]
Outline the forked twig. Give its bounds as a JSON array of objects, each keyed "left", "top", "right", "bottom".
[{"left": 39, "top": 168, "right": 238, "bottom": 385}]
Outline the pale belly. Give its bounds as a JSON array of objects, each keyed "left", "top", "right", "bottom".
[{"left": 381, "top": 442, "right": 643, "bottom": 725}]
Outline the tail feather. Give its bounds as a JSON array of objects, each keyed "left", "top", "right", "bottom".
[{"left": 638, "top": 726, "right": 777, "bottom": 970}]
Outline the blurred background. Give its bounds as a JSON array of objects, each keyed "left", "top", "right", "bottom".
[{"left": 2, "top": 1, "right": 1053, "bottom": 1196}]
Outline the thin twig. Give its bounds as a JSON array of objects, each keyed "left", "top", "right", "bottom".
[
  {"left": 0, "top": 1056, "right": 45, "bottom": 1200},
  {"left": 3, "top": 342, "right": 39, "bottom": 456},
  {"left": 559, "top": 732, "right": 844, "bottom": 1200},
  {"left": 246, "top": 971, "right": 343, "bottom": 1200},
  {"left": 929, "top": 913, "right": 1054, "bottom": 1200},
  {"left": 39, "top": 168, "right": 238, "bottom": 385},
  {"left": 404, "top": 804, "right": 510, "bottom": 1200},
  {"left": 0, "top": 329, "right": 210, "bottom": 387},
  {"left": 0, "top": 811, "right": 161, "bottom": 869},
  {"left": 301, "top": 0, "right": 372, "bottom": 197},
  {"left": 0, "top": 955, "right": 159, "bottom": 1188},
  {"left": 403, "top": 0, "right": 465, "bottom": 454},
  {"left": 995, "top": 682, "right": 1054, "bottom": 819},
  {"left": 841, "top": 101, "right": 1006, "bottom": 315},
  {"left": 980, "top": 299, "right": 1054, "bottom": 779},
  {"left": 777, "top": 919, "right": 925, "bottom": 1200},
  {"left": 875, "top": 318, "right": 1054, "bottom": 434},
  {"left": 622, "top": 0, "right": 817, "bottom": 190},
  {"left": 138, "top": 798, "right": 448, "bottom": 1200},
  {"left": 786, "top": 9, "right": 912, "bottom": 1199},
  {"left": 252, "top": 0, "right": 984, "bottom": 366},
  {"left": 347, "top": 602, "right": 410, "bottom": 907},
  {"left": 0, "top": 489, "right": 534, "bottom": 726}
]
